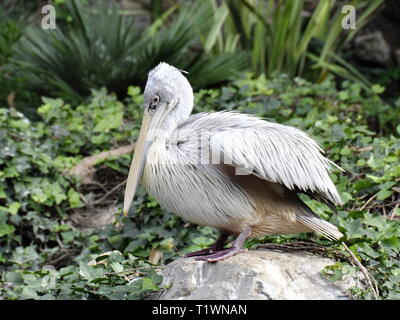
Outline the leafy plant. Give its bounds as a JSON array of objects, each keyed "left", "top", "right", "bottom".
[
  {"left": 16, "top": 0, "right": 246, "bottom": 104},
  {"left": 196, "top": 74, "right": 399, "bottom": 299},
  {"left": 0, "top": 86, "right": 214, "bottom": 299},
  {"left": 1, "top": 72, "right": 399, "bottom": 299},
  {"left": 0, "top": 3, "right": 27, "bottom": 107},
  {"left": 1, "top": 250, "right": 163, "bottom": 300},
  {"left": 205, "top": 0, "right": 383, "bottom": 87}
]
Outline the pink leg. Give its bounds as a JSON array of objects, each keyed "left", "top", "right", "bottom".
[
  {"left": 194, "top": 226, "right": 252, "bottom": 262},
  {"left": 184, "top": 232, "right": 230, "bottom": 258}
]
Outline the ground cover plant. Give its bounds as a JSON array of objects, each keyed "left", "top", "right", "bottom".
[
  {"left": 0, "top": 73, "right": 399, "bottom": 299},
  {"left": 0, "top": 0, "right": 399, "bottom": 301}
]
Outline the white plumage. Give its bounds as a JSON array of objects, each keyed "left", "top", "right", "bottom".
[{"left": 124, "top": 62, "right": 344, "bottom": 262}]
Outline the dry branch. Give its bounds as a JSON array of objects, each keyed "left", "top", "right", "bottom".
[
  {"left": 342, "top": 242, "right": 379, "bottom": 300},
  {"left": 67, "top": 143, "right": 135, "bottom": 183}
]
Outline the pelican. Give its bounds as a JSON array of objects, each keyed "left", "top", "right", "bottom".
[{"left": 123, "top": 62, "right": 343, "bottom": 262}]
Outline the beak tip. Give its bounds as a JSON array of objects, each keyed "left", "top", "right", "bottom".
[{"left": 122, "top": 204, "right": 129, "bottom": 216}]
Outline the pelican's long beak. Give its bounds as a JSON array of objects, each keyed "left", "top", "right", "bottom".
[
  {"left": 123, "top": 99, "right": 177, "bottom": 216},
  {"left": 123, "top": 112, "right": 153, "bottom": 216}
]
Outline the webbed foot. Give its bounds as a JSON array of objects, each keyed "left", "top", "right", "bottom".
[{"left": 194, "top": 247, "right": 248, "bottom": 262}]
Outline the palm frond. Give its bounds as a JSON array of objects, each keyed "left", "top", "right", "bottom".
[{"left": 16, "top": 0, "right": 246, "bottom": 103}]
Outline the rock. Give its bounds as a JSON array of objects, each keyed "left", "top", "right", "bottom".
[
  {"left": 354, "top": 31, "right": 391, "bottom": 64},
  {"left": 154, "top": 250, "right": 363, "bottom": 300}
]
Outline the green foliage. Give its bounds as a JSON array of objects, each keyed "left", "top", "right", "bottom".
[
  {"left": 0, "top": 0, "right": 397, "bottom": 301},
  {"left": 0, "top": 5, "right": 27, "bottom": 108},
  {"left": 16, "top": 0, "right": 246, "bottom": 103},
  {"left": 0, "top": 107, "right": 72, "bottom": 251},
  {"left": 36, "top": 89, "right": 141, "bottom": 154},
  {"left": 0, "top": 88, "right": 139, "bottom": 271},
  {"left": 0, "top": 86, "right": 213, "bottom": 299},
  {"left": 206, "top": 0, "right": 382, "bottom": 86},
  {"left": 1, "top": 251, "right": 163, "bottom": 299},
  {"left": 1, "top": 74, "right": 399, "bottom": 299},
  {"left": 0, "top": 10, "right": 23, "bottom": 66},
  {"left": 195, "top": 74, "right": 399, "bottom": 299}
]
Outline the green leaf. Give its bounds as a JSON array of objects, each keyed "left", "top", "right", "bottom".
[
  {"left": 8, "top": 202, "right": 21, "bottom": 215},
  {"left": 141, "top": 277, "right": 159, "bottom": 291},
  {"left": 0, "top": 187, "right": 7, "bottom": 199},
  {"left": 340, "top": 146, "right": 351, "bottom": 156},
  {"left": 93, "top": 111, "right": 123, "bottom": 132},
  {"left": 376, "top": 189, "right": 393, "bottom": 201},
  {"left": 363, "top": 213, "right": 387, "bottom": 231},
  {"left": 0, "top": 224, "right": 16, "bottom": 237},
  {"left": 354, "top": 179, "right": 375, "bottom": 192},
  {"left": 110, "top": 262, "right": 124, "bottom": 273},
  {"left": 127, "top": 86, "right": 141, "bottom": 98},
  {"left": 354, "top": 243, "right": 380, "bottom": 259},
  {"left": 49, "top": 182, "right": 67, "bottom": 204},
  {"left": 371, "top": 84, "right": 385, "bottom": 94},
  {"left": 20, "top": 287, "right": 40, "bottom": 299},
  {"left": 381, "top": 237, "right": 400, "bottom": 250},
  {"left": 31, "top": 188, "right": 48, "bottom": 203},
  {"left": 191, "top": 236, "right": 215, "bottom": 247},
  {"left": 79, "top": 263, "right": 96, "bottom": 281},
  {"left": 68, "top": 188, "right": 82, "bottom": 208},
  {"left": 342, "top": 218, "right": 363, "bottom": 239}
]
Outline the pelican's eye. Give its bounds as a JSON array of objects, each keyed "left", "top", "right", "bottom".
[{"left": 149, "top": 94, "right": 160, "bottom": 110}]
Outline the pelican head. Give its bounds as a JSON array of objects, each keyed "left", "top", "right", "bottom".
[{"left": 123, "top": 62, "right": 193, "bottom": 215}]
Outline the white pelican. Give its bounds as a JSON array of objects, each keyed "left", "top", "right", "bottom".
[{"left": 123, "top": 62, "right": 343, "bottom": 262}]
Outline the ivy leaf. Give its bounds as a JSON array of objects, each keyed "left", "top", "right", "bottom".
[
  {"left": 79, "top": 263, "right": 97, "bottom": 281},
  {"left": 0, "top": 224, "right": 16, "bottom": 237},
  {"left": 110, "top": 262, "right": 124, "bottom": 273},
  {"left": 380, "top": 237, "right": 400, "bottom": 250},
  {"left": 49, "top": 182, "right": 67, "bottom": 204},
  {"left": 8, "top": 202, "right": 21, "bottom": 215},
  {"left": 68, "top": 188, "right": 82, "bottom": 208},
  {"left": 376, "top": 189, "right": 393, "bottom": 201},
  {"left": 93, "top": 109, "right": 123, "bottom": 132},
  {"left": 0, "top": 187, "right": 7, "bottom": 199},
  {"left": 363, "top": 213, "right": 387, "bottom": 231},
  {"left": 141, "top": 277, "right": 159, "bottom": 291},
  {"left": 31, "top": 188, "right": 47, "bottom": 203}
]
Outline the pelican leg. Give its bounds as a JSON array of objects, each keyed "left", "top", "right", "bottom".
[
  {"left": 184, "top": 232, "right": 230, "bottom": 258},
  {"left": 194, "top": 226, "right": 252, "bottom": 262}
]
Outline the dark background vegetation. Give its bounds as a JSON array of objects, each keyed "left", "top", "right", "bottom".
[{"left": 0, "top": 0, "right": 399, "bottom": 299}]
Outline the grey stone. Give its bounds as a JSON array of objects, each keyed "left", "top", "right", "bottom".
[
  {"left": 154, "top": 250, "right": 363, "bottom": 300},
  {"left": 354, "top": 31, "right": 391, "bottom": 64}
]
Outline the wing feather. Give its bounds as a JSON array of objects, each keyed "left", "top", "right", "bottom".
[{"left": 179, "top": 111, "right": 343, "bottom": 205}]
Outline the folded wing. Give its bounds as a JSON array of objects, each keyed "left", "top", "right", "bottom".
[{"left": 206, "top": 112, "right": 343, "bottom": 206}]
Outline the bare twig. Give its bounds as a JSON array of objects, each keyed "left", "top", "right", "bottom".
[
  {"left": 363, "top": 201, "right": 400, "bottom": 211},
  {"left": 254, "top": 241, "right": 346, "bottom": 261},
  {"left": 255, "top": 241, "right": 326, "bottom": 252},
  {"left": 350, "top": 193, "right": 368, "bottom": 210},
  {"left": 92, "top": 179, "right": 127, "bottom": 205},
  {"left": 358, "top": 193, "right": 377, "bottom": 211},
  {"left": 67, "top": 143, "right": 135, "bottom": 183},
  {"left": 393, "top": 187, "right": 400, "bottom": 194},
  {"left": 341, "top": 242, "right": 379, "bottom": 300},
  {"left": 55, "top": 233, "right": 64, "bottom": 249},
  {"left": 357, "top": 146, "right": 373, "bottom": 152},
  {"left": 85, "top": 181, "right": 108, "bottom": 192},
  {"left": 389, "top": 203, "right": 399, "bottom": 220}
]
